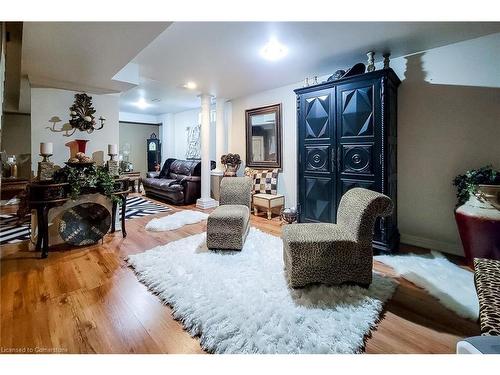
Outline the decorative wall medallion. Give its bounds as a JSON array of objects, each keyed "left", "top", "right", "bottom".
[
  {"left": 342, "top": 144, "right": 373, "bottom": 174},
  {"left": 186, "top": 125, "right": 201, "bottom": 159}
]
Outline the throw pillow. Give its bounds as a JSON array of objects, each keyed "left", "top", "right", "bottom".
[{"left": 251, "top": 168, "right": 278, "bottom": 195}]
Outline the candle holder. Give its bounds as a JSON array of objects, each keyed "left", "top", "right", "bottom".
[
  {"left": 38, "top": 154, "right": 55, "bottom": 181},
  {"left": 41, "top": 153, "right": 53, "bottom": 163},
  {"left": 107, "top": 153, "right": 119, "bottom": 177}
]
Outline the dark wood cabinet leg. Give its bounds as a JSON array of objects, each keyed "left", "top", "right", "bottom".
[
  {"left": 121, "top": 195, "right": 127, "bottom": 238},
  {"left": 35, "top": 207, "right": 43, "bottom": 251},
  {"left": 41, "top": 207, "right": 49, "bottom": 259},
  {"left": 111, "top": 200, "right": 117, "bottom": 233}
]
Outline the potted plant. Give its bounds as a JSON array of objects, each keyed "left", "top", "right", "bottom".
[
  {"left": 221, "top": 153, "right": 241, "bottom": 177},
  {"left": 453, "top": 165, "right": 500, "bottom": 266}
]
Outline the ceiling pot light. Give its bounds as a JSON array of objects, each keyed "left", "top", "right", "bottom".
[
  {"left": 183, "top": 81, "right": 197, "bottom": 90},
  {"left": 134, "top": 98, "right": 151, "bottom": 110},
  {"left": 260, "top": 38, "right": 288, "bottom": 61}
]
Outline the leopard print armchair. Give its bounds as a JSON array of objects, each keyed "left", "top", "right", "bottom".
[{"left": 282, "top": 188, "right": 393, "bottom": 288}]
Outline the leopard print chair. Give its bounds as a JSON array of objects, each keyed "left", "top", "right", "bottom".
[
  {"left": 474, "top": 258, "right": 500, "bottom": 336},
  {"left": 207, "top": 177, "right": 252, "bottom": 250},
  {"left": 282, "top": 188, "right": 393, "bottom": 288}
]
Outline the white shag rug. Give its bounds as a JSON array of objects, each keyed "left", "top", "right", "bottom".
[
  {"left": 375, "top": 251, "right": 479, "bottom": 320},
  {"left": 127, "top": 227, "right": 397, "bottom": 354},
  {"left": 145, "top": 210, "right": 209, "bottom": 231}
]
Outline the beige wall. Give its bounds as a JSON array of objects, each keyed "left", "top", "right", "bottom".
[
  {"left": 119, "top": 122, "right": 160, "bottom": 177},
  {"left": 1, "top": 113, "right": 31, "bottom": 155},
  {"left": 229, "top": 33, "right": 500, "bottom": 256},
  {"left": 31, "top": 88, "right": 120, "bottom": 172}
]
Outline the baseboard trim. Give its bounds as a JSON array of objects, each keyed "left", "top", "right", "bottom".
[{"left": 400, "top": 233, "right": 462, "bottom": 256}]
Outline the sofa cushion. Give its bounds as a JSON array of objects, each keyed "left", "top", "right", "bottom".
[{"left": 142, "top": 178, "right": 176, "bottom": 189}]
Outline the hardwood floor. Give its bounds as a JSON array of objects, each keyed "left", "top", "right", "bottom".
[{"left": 0, "top": 195, "right": 480, "bottom": 354}]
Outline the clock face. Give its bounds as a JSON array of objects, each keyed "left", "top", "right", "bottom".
[{"left": 148, "top": 141, "right": 157, "bottom": 151}]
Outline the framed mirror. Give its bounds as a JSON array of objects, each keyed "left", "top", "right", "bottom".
[{"left": 245, "top": 103, "right": 282, "bottom": 169}]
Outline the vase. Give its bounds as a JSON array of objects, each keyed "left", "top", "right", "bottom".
[
  {"left": 66, "top": 139, "right": 89, "bottom": 159},
  {"left": 455, "top": 184, "right": 500, "bottom": 266},
  {"left": 223, "top": 163, "right": 240, "bottom": 177}
]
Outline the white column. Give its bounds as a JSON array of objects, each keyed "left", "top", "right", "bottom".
[
  {"left": 196, "top": 94, "right": 218, "bottom": 209},
  {"left": 212, "top": 97, "right": 226, "bottom": 175}
]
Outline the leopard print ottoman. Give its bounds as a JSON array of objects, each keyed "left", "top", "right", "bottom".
[{"left": 474, "top": 258, "right": 500, "bottom": 336}]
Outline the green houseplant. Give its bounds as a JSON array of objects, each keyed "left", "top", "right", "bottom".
[
  {"left": 452, "top": 165, "right": 499, "bottom": 208},
  {"left": 53, "top": 164, "right": 119, "bottom": 202}
]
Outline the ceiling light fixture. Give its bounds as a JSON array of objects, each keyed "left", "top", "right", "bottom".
[
  {"left": 260, "top": 38, "right": 288, "bottom": 61},
  {"left": 133, "top": 98, "right": 151, "bottom": 110},
  {"left": 183, "top": 81, "right": 197, "bottom": 90}
]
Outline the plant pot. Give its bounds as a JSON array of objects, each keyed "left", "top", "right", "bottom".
[
  {"left": 223, "top": 163, "right": 240, "bottom": 177},
  {"left": 455, "top": 184, "right": 500, "bottom": 266}
]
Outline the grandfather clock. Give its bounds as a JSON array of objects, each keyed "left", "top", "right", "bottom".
[{"left": 147, "top": 133, "right": 161, "bottom": 172}]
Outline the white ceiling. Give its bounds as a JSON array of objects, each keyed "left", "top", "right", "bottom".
[
  {"left": 21, "top": 22, "right": 500, "bottom": 115},
  {"left": 119, "top": 78, "right": 200, "bottom": 115},
  {"left": 124, "top": 21, "right": 500, "bottom": 114},
  {"left": 22, "top": 22, "right": 171, "bottom": 94}
]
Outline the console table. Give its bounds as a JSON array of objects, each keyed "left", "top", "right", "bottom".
[{"left": 28, "top": 178, "right": 131, "bottom": 258}]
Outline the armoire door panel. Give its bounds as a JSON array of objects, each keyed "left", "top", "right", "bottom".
[
  {"left": 303, "top": 91, "right": 332, "bottom": 141},
  {"left": 340, "top": 143, "right": 375, "bottom": 176},
  {"left": 305, "top": 144, "right": 331, "bottom": 173},
  {"left": 303, "top": 176, "right": 334, "bottom": 222},
  {"left": 340, "top": 85, "right": 375, "bottom": 138},
  {"left": 340, "top": 178, "right": 375, "bottom": 195}
]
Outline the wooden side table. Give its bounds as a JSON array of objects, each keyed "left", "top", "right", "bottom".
[
  {"left": 253, "top": 193, "right": 285, "bottom": 220},
  {"left": 120, "top": 171, "right": 141, "bottom": 193},
  {"left": 0, "top": 178, "right": 29, "bottom": 200}
]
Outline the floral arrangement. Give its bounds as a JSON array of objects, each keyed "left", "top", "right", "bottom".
[
  {"left": 69, "top": 93, "right": 105, "bottom": 133},
  {"left": 452, "top": 165, "right": 499, "bottom": 207},
  {"left": 221, "top": 153, "right": 241, "bottom": 166}
]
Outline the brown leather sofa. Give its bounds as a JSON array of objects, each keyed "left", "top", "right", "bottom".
[{"left": 142, "top": 158, "right": 214, "bottom": 205}]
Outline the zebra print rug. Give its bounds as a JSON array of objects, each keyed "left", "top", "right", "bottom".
[{"left": 0, "top": 196, "right": 171, "bottom": 245}]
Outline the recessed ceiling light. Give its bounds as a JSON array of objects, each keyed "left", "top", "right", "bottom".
[
  {"left": 183, "top": 81, "right": 197, "bottom": 90},
  {"left": 133, "top": 98, "right": 151, "bottom": 109},
  {"left": 260, "top": 38, "right": 288, "bottom": 61}
]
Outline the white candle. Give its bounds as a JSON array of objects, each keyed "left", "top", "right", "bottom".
[
  {"left": 40, "top": 142, "right": 53, "bottom": 155},
  {"left": 108, "top": 144, "right": 118, "bottom": 155}
]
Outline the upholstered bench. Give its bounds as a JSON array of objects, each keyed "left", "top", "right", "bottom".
[
  {"left": 207, "top": 205, "right": 250, "bottom": 250},
  {"left": 206, "top": 177, "right": 252, "bottom": 250}
]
